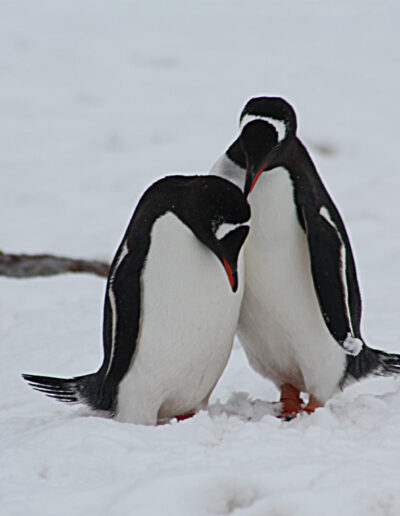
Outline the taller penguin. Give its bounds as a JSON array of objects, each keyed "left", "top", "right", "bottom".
[
  {"left": 23, "top": 175, "right": 250, "bottom": 424},
  {"left": 212, "top": 96, "right": 400, "bottom": 418}
]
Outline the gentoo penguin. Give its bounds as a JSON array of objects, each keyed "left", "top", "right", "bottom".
[
  {"left": 212, "top": 96, "right": 400, "bottom": 418},
  {"left": 23, "top": 175, "right": 250, "bottom": 424}
]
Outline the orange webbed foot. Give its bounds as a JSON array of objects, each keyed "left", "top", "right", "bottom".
[
  {"left": 278, "top": 384, "right": 303, "bottom": 420},
  {"left": 304, "top": 395, "right": 323, "bottom": 414},
  {"left": 175, "top": 412, "right": 196, "bottom": 422}
]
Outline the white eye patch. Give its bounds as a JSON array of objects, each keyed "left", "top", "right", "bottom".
[
  {"left": 240, "top": 114, "right": 286, "bottom": 143},
  {"left": 215, "top": 222, "right": 247, "bottom": 240}
]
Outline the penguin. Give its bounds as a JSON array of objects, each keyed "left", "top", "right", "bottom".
[
  {"left": 211, "top": 96, "right": 400, "bottom": 418},
  {"left": 23, "top": 175, "right": 250, "bottom": 424}
]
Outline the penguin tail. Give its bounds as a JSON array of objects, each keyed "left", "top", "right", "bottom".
[
  {"left": 372, "top": 349, "right": 400, "bottom": 376},
  {"left": 22, "top": 373, "right": 86, "bottom": 404},
  {"left": 343, "top": 345, "right": 400, "bottom": 384}
]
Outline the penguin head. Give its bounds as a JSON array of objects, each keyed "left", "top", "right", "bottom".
[
  {"left": 178, "top": 176, "right": 250, "bottom": 292},
  {"left": 238, "top": 97, "right": 297, "bottom": 196}
]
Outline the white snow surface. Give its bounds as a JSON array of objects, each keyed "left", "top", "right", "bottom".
[{"left": 1, "top": 1, "right": 400, "bottom": 515}]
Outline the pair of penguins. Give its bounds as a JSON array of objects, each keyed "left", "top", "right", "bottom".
[{"left": 24, "top": 97, "right": 400, "bottom": 423}]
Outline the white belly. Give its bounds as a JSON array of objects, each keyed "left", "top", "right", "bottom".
[
  {"left": 212, "top": 157, "right": 346, "bottom": 402},
  {"left": 116, "top": 213, "right": 244, "bottom": 424}
]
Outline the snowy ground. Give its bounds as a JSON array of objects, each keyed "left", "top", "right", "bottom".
[{"left": 1, "top": 1, "right": 400, "bottom": 515}]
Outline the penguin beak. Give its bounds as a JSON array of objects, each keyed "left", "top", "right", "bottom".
[
  {"left": 243, "top": 160, "right": 267, "bottom": 198},
  {"left": 219, "top": 225, "right": 250, "bottom": 292},
  {"left": 240, "top": 119, "right": 280, "bottom": 197},
  {"left": 222, "top": 256, "right": 238, "bottom": 292}
]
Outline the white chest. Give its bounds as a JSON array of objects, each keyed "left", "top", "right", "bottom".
[
  {"left": 241, "top": 168, "right": 346, "bottom": 400},
  {"left": 212, "top": 157, "right": 346, "bottom": 401},
  {"left": 116, "top": 213, "right": 244, "bottom": 423}
]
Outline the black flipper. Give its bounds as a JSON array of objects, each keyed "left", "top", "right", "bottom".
[
  {"left": 99, "top": 238, "right": 144, "bottom": 387},
  {"left": 300, "top": 204, "right": 363, "bottom": 355},
  {"left": 21, "top": 241, "right": 143, "bottom": 413}
]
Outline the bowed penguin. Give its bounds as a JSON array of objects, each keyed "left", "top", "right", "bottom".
[
  {"left": 23, "top": 175, "right": 250, "bottom": 424},
  {"left": 212, "top": 96, "right": 400, "bottom": 418}
]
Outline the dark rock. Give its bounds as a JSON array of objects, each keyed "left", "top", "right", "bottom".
[{"left": 0, "top": 251, "right": 110, "bottom": 279}]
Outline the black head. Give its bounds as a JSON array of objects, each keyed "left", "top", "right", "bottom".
[
  {"left": 169, "top": 175, "right": 251, "bottom": 292},
  {"left": 238, "top": 97, "right": 297, "bottom": 196},
  {"left": 240, "top": 97, "right": 297, "bottom": 134}
]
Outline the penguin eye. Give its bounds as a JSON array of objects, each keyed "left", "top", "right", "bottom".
[{"left": 215, "top": 222, "right": 244, "bottom": 240}]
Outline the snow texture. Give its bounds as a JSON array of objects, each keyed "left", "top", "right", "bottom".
[
  {"left": 1, "top": 1, "right": 400, "bottom": 515},
  {"left": 343, "top": 334, "right": 363, "bottom": 356}
]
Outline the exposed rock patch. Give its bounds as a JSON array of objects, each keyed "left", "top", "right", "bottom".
[{"left": 0, "top": 251, "right": 110, "bottom": 279}]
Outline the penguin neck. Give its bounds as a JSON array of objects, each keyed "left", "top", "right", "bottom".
[
  {"left": 282, "top": 138, "right": 320, "bottom": 185},
  {"left": 281, "top": 138, "right": 331, "bottom": 214},
  {"left": 226, "top": 138, "right": 246, "bottom": 170}
]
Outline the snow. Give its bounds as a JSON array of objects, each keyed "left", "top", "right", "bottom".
[
  {"left": 1, "top": 1, "right": 400, "bottom": 515},
  {"left": 343, "top": 334, "right": 363, "bottom": 356}
]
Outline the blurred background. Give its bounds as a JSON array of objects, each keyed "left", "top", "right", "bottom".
[{"left": 1, "top": 4, "right": 398, "bottom": 245}]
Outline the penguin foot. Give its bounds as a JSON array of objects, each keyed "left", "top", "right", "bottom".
[
  {"left": 175, "top": 412, "right": 196, "bottom": 422},
  {"left": 304, "top": 395, "right": 323, "bottom": 414},
  {"left": 274, "top": 388, "right": 323, "bottom": 419},
  {"left": 278, "top": 384, "right": 303, "bottom": 420}
]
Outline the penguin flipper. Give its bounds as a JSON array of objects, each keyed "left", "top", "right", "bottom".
[
  {"left": 100, "top": 239, "right": 142, "bottom": 385},
  {"left": 300, "top": 204, "right": 363, "bottom": 356}
]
